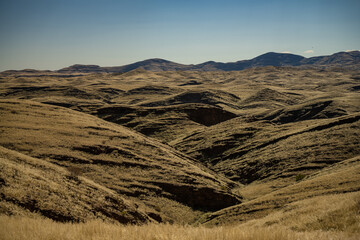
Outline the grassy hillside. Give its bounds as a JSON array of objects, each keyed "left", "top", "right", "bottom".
[
  {"left": 2, "top": 216, "right": 358, "bottom": 240},
  {"left": 199, "top": 156, "right": 360, "bottom": 226},
  {"left": 0, "top": 100, "right": 241, "bottom": 224},
  {"left": 0, "top": 146, "right": 149, "bottom": 223},
  {"left": 0, "top": 66, "right": 359, "bottom": 238},
  {"left": 174, "top": 113, "right": 360, "bottom": 185}
]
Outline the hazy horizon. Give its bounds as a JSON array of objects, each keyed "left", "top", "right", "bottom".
[{"left": 1, "top": 0, "right": 359, "bottom": 71}]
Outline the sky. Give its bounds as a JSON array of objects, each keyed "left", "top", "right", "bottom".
[{"left": 0, "top": 0, "right": 359, "bottom": 71}]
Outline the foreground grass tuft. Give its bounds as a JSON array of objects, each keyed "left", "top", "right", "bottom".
[{"left": 1, "top": 216, "right": 359, "bottom": 240}]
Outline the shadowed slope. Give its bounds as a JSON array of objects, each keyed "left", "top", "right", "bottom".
[
  {"left": 95, "top": 103, "right": 236, "bottom": 142},
  {"left": 255, "top": 99, "right": 348, "bottom": 124},
  {"left": 174, "top": 113, "right": 360, "bottom": 187},
  {"left": 241, "top": 88, "right": 301, "bottom": 106},
  {"left": 199, "top": 156, "right": 360, "bottom": 226},
  {"left": 140, "top": 89, "right": 242, "bottom": 110}
]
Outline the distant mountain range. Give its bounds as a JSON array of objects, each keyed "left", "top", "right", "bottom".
[{"left": 57, "top": 50, "right": 360, "bottom": 73}]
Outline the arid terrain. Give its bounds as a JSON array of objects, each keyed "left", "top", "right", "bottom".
[{"left": 0, "top": 52, "right": 360, "bottom": 239}]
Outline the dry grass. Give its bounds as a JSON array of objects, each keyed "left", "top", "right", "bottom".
[
  {"left": 0, "top": 100, "right": 239, "bottom": 223},
  {"left": 1, "top": 67, "right": 360, "bottom": 235},
  {"left": 238, "top": 192, "right": 360, "bottom": 234},
  {"left": 200, "top": 156, "right": 360, "bottom": 225},
  {"left": 1, "top": 216, "right": 358, "bottom": 240}
]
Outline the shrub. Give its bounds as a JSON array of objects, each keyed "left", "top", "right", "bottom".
[{"left": 295, "top": 174, "right": 306, "bottom": 182}]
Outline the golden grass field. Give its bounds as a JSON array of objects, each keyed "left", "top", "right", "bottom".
[
  {"left": 0, "top": 66, "right": 359, "bottom": 239},
  {"left": 1, "top": 216, "right": 359, "bottom": 240}
]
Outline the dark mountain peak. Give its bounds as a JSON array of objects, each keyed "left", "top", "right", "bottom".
[
  {"left": 336, "top": 50, "right": 359, "bottom": 55},
  {"left": 334, "top": 51, "right": 360, "bottom": 61},
  {"left": 302, "top": 50, "right": 360, "bottom": 67},
  {"left": 71, "top": 64, "right": 101, "bottom": 67},
  {"left": 202, "top": 61, "right": 217, "bottom": 64},
  {"left": 255, "top": 51, "right": 302, "bottom": 57},
  {"left": 138, "top": 58, "right": 174, "bottom": 64},
  {"left": 193, "top": 61, "right": 227, "bottom": 71},
  {"left": 323, "top": 51, "right": 360, "bottom": 61},
  {"left": 58, "top": 64, "right": 103, "bottom": 73},
  {"left": 252, "top": 52, "right": 305, "bottom": 66},
  {"left": 256, "top": 52, "right": 279, "bottom": 57},
  {"left": 54, "top": 51, "right": 360, "bottom": 73}
]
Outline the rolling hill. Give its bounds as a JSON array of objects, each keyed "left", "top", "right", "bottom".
[
  {"left": 0, "top": 100, "right": 241, "bottom": 224},
  {"left": 0, "top": 61, "right": 359, "bottom": 238}
]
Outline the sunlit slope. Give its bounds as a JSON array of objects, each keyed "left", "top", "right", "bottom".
[{"left": 0, "top": 146, "right": 150, "bottom": 223}]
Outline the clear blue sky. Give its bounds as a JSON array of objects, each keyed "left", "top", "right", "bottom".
[{"left": 0, "top": 0, "right": 359, "bottom": 70}]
